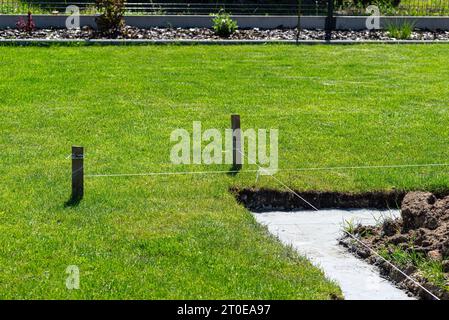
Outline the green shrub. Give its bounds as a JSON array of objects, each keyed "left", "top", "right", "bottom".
[
  {"left": 95, "top": 0, "right": 126, "bottom": 35},
  {"left": 352, "top": 0, "right": 401, "bottom": 8},
  {"left": 386, "top": 20, "right": 416, "bottom": 40},
  {"left": 16, "top": 11, "right": 35, "bottom": 33},
  {"left": 212, "top": 10, "right": 238, "bottom": 38}
]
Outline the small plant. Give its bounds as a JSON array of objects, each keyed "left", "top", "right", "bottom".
[
  {"left": 386, "top": 20, "right": 416, "bottom": 40},
  {"left": 342, "top": 219, "right": 374, "bottom": 238},
  {"left": 342, "top": 219, "right": 359, "bottom": 235},
  {"left": 420, "top": 260, "right": 447, "bottom": 289},
  {"left": 95, "top": 0, "right": 126, "bottom": 35},
  {"left": 212, "top": 10, "right": 238, "bottom": 38},
  {"left": 16, "top": 11, "right": 35, "bottom": 34}
]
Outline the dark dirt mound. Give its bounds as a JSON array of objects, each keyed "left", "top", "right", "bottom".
[
  {"left": 340, "top": 191, "right": 449, "bottom": 300},
  {"left": 232, "top": 187, "right": 406, "bottom": 212}
]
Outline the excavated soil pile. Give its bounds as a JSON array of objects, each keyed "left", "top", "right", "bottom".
[{"left": 340, "top": 191, "right": 449, "bottom": 300}]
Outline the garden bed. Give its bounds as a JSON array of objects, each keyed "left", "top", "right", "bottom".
[{"left": 1, "top": 26, "right": 449, "bottom": 41}]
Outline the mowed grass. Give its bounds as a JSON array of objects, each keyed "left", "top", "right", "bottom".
[{"left": 0, "top": 44, "right": 448, "bottom": 299}]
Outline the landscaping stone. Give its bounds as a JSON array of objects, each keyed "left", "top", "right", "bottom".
[{"left": 1, "top": 27, "right": 449, "bottom": 41}]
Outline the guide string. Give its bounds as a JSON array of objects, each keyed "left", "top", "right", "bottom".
[
  {"left": 342, "top": 230, "right": 440, "bottom": 300},
  {"left": 85, "top": 162, "right": 449, "bottom": 178}
]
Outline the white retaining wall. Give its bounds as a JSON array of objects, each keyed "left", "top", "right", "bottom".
[{"left": 0, "top": 15, "right": 448, "bottom": 30}]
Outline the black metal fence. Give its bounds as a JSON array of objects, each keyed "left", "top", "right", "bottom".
[
  {"left": 0, "top": 0, "right": 448, "bottom": 15},
  {"left": 335, "top": 0, "right": 449, "bottom": 16},
  {"left": 0, "top": 1, "right": 327, "bottom": 15}
]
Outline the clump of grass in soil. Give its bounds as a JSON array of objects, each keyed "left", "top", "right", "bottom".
[
  {"left": 343, "top": 219, "right": 359, "bottom": 235},
  {"left": 386, "top": 20, "right": 416, "bottom": 40},
  {"left": 379, "top": 245, "right": 448, "bottom": 291},
  {"left": 343, "top": 218, "right": 374, "bottom": 238}
]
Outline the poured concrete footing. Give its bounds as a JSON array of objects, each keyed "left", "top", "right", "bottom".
[{"left": 253, "top": 209, "right": 414, "bottom": 300}]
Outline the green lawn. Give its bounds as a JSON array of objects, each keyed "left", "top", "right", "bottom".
[{"left": 0, "top": 44, "right": 448, "bottom": 299}]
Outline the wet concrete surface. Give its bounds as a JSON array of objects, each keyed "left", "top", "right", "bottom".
[{"left": 253, "top": 209, "right": 415, "bottom": 300}]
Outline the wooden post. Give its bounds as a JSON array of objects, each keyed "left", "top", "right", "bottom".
[
  {"left": 71, "top": 146, "right": 84, "bottom": 201},
  {"left": 231, "top": 115, "right": 242, "bottom": 169},
  {"left": 325, "top": 0, "right": 335, "bottom": 40}
]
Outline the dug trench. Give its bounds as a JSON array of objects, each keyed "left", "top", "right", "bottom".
[{"left": 231, "top": 188, "right": 449, "bottom": 300}]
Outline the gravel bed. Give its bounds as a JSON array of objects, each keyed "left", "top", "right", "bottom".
[{"left": 1, "top": 26, "right": 449, "bottom": 41}]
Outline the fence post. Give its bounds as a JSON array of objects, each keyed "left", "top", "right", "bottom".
[
  {"left": 296, "top": 0, "right": 302, "bottom": 43},
  {"left": 325, "top": 0, "right": 336, "bottom": 40},
  {"left": 71, "top": 146, "right": 84, "bottom": 201},
  {"left": 231, "top": 115, "right": 242, "bottom": 169}
]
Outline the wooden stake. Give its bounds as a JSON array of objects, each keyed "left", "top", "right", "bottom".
[
  {"left": 71, "top": 146, "right": 84, "bottom": 201},
  {"left": 231, "top": 114, "right": 242, "bottom": 169}
]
